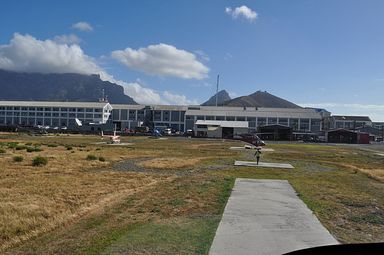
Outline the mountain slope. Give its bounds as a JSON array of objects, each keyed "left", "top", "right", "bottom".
[
  {"left": 201, "top": 90, "right": 231, "bottom": 106},
  {"left": 225, "top": 91, "right": 301, "bottom": 108},
  {"left": 0, "top": 69, "right": 137, "bottom": 104}
]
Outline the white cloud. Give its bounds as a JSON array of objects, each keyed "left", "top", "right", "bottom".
[
  {"left": 111, "top": 43, "right": 209, "bottom": 79},
  {"left": 72, "top": 21, "right": 93, "bottom": 32},
  {"left": 299, "top": 103, "right": 384, "bottom": 122},
  {"left": 162, "top": 91, "right": 199, "bottom": 105},
  {"left": 225, "top": 5, "right": 258, "bottom": 22},
  {"left": 54, "top": 34, "right": 82, "bottom": 44},
  {"left": 194, "top": 50, "right": 210, "bottom": 62},
  {"left": 0, "top": 33, "right": 100, "bottom": 74},
  {"left": 0, "top": 34, "right": 198, "bottom": 105}
]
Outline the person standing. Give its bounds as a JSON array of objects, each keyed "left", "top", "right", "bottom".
[{"left": 254, "top": 148, "right": 262, "bottom": 165}]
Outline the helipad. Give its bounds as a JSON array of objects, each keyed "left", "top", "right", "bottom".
[{"left": 234, "top": 161, "right": 294, "bottom": 169}]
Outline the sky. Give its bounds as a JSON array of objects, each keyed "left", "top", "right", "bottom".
[{"left": 1, "top": 0, "right": 384, "bottom": 121}]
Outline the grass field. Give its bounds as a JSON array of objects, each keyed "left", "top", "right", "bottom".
[{"left": 1, "top": 132, "right": 384, "bottom": 254}]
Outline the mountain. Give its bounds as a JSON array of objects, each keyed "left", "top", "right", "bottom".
[
  {"left": 201, "top": 90, "right": 231, "bottom": 106},
  {"left": 224, "top": 91, "right": 301, "bottom": 108},
  {"left": 0, "top": 69, "right": 137, "bottom": 104}
]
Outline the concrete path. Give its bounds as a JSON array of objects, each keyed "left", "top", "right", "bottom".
[
  {"left": 209, "top": 179, "right": 338, "bottom": 255},
  {"left": 234, "top": 161, "right": 294, "bottom": 169}
]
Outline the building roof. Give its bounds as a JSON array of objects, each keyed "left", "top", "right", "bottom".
[
  {"left": 195, "top": 120, "right": 249, "bottom": 128},
  {"left": 111, "top": 104, "right": 188, "bottom": 111},
  {"left": 332, "top": 115, "right": 371, "bottom": 122},
  {"left": 0, "top": 101, "right": 110, "bottom": 108},
  {"left": 187, "top": 107, "right": 323, "bottom": 119}
]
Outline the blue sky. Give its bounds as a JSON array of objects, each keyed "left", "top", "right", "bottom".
[{"left": 1, "top": 0, "right": 384, "bottom": 121}]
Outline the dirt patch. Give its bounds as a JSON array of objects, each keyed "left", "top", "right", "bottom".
[{"left": 136, "top": 157, "right": 210, "bottom": 170}]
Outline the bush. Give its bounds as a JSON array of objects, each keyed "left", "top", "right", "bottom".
[
  {"left": 15, "top": 145, "right": 27, "bottom": 150},
  {"left": 7, "top": 142, "right": 19, "bottom": 149},
  {"left": 86, "top": 154, "right": 97, "bottom": 160},
  {"left": 47, "top": 144, "right": 58, "bottom": 148},
  {"left": 0, "top": 148, "right": 6, "bottom": 154},
  {"left": 66, "top": 146, "right": 73, "bottom": 150},
  {"left": 13, "top": 156, "right": 24, "bottom": 162},
  {"left": 26, "top": 146, "right": 43, "bottom": 153},
  {"left": 32, "top": 156, "right": 48, "bottom": 166},
  {"left": 98, "top": 156, "right": 106, "bottom": 162}
]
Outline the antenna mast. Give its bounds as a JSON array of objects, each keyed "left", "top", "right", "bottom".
[{"left": 215, "top": 74, "right": 220, "bottom": 107}]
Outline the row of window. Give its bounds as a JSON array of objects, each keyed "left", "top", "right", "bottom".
[
  {"left": 112, "top": 109, "right": 185, "bottom": 122},
  {"left": 334, "top": 121, "right": 367, "bottom": 129},
  {"left": 0, "top": 106, "right": 103, "bottom": 112},
  {"left": 0, "top": 117, "right": 94, "bottom": 126},
  {"left": 0, "top": 112, "right": 103, "bottom": 118}
]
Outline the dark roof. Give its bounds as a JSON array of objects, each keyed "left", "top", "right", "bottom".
[
  {"left": 332, "top": 115, "right": 371, "bottom": 122},
  {"left": 327, "top": 128, "right": 369, "bottom": 134}
]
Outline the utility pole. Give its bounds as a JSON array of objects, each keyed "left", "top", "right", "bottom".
[{"left": 215, "top": 74, "right": 220, "bottom": 107}]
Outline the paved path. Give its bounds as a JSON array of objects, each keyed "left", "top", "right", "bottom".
[
  {"left": 209, "top": 179, "right": 338, "bottom": 255},
  {"left": 234, "top": 161, "right": 294, "bottom": 169}
]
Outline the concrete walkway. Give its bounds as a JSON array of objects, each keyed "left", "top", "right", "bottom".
[
  {"left": 234, "top": 161, "right": 294, "bottom": 169},
  {"left": 209, "top": 179, "right": 338, "bottom": 255}
]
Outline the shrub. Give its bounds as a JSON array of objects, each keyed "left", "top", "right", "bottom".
[
  {"left": 15, "top": 145, "right": 27, "bottom": 150},
  {"left": 86, "top": 154, "right": 97, "bottom": 160},
  {"left": 25, "top": 142, "right": 32, "bottom": 146},
  {"left": 66, "top": 146, "right": 73, "bottom": 150},
  {"left": 26, "top": 146, "right": 42, "bottom": 153},
  {"left": 0, "top": 148, "right": 6, "bottom": 154},
  {"left": 32, "top": 156, "right": 48, "bottom": 166},
  {"left": 98, "top": 156, "right": 106, "bottom": 162},
  {"left": 7, "top": 142, "right": 19, "bottom": 149},
  {"left": 13, "top": 156, "right": 24, "bottom": 162},
  {"left": 47, "top": 144, "right": 58, "bottom": 148}
]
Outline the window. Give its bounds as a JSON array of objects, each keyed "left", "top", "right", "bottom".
[
  {"left": 257, "top": 118, "right": 267, "bottom": 126},
  {"left": 196, "top": 115, "right": 204, "bottom": 120},
  {"left": 300, "top": 119, "right": 310, "bottom": 131},
  {"left": 289, "top": 119, "right": 299, "bottom": 130},
  {"left": 171, "top": 111, "right": 180, "bottom": 121},
  {"left": 278, "top": 118, "right": 288, "bottom": 126},
  {"left": 226, "top": 116, "right": 235, "bottom": 121},
  {"left": 128, "top": 110, "right": 136, "bottom": 120},
  {"left": 216, "top": 116, "right": 225, "bottom": 120},
  {"left": 268, "top": 118, "right": 277, "bottom": 125}
]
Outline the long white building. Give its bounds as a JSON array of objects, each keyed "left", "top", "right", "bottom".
[{"left": 0, "top": 101, "right": 330, "bottom": 134}]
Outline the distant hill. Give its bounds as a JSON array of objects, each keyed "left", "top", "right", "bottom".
[
  {"left": 225, "top": 91, "right": 301, "bottom": 108},
  {"left": 201, "top": 90, "right": 231, "bottom": 106},
  {"left": 0, "top": 69, "right": 137, "bottom": 104}
]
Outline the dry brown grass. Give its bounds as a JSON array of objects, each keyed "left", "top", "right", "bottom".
[
  {"left": 340, "top": 164, "right": 384, "bottom": 182},
  {"left": 0, "top": 135, "right": 172, "bottom": 252}
]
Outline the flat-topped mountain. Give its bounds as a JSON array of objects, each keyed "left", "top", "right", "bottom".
[{"left": 0, "top": 69, "right": 137, "bottom": 104}]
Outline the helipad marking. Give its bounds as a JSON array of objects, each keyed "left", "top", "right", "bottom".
[
  {"left": 234, "top": 161, "right": 294, "bottom": 169},
  {"left": 229, "top": 147, "right": 275, "bottom": 152}
]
